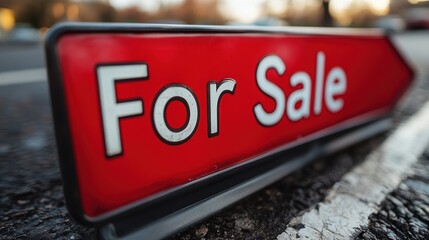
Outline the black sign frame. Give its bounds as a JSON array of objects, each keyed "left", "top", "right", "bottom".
[{"left": 45, "top": 22, "right": 411, "bottom": 239}]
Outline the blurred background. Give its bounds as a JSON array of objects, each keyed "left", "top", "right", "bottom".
[
  {"left": 1, "top": 1, "right": 429, "bottom": 239},
  {"left": 0, "top": 0, "right": 429, "bottom": 43}
]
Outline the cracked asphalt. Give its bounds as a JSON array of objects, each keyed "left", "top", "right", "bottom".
[
  {"left": 1, "top": 31, "right": 429, "bottom": 239},
  {"left": 355, "top": 149, "right": 429, "bottom": 240}
]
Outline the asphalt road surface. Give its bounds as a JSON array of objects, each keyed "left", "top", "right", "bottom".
[{"left": 1, "top": 31, "right": 429, "bottom": 240}]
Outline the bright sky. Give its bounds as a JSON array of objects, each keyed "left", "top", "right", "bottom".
[
  {"left": 109, "top": 0, "right": 288, "bottom": 23},
  {"left": 218, "top": 0, "right": 266, "bottom": 23},
  {"left": 109, "top": 0, "right": 183, "bottom": 12},
  {"left": 108, "top": 0, "right": 392, "bottom": 25}
]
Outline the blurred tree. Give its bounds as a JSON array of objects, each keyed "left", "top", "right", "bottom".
[
  {"left": 145, "top": 0, "right": 226, "bottom": 25},
  {"left": 180, "top": 0, "right": 226, "bottom": 24},
  {"left": 2, "top": 0, "right": 117, "bottom": 28},
  {"left": 322, "top": 0, "right": 333, "bottom": 26},
  {"left": 77, "top": 1, "right": 115, "bottom": 22},
  {"left": 282, "top": 0, "right": 323, "bottom": 26},
  {"left": 10, "top": 0, "right": 59, "bottom": 28}
]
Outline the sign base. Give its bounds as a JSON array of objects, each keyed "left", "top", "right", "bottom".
[{"left": 99, "top": 116, "right": 392, "bottom": 240}]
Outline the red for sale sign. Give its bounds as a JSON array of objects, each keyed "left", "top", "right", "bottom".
[{"left": 46, "top": 24, "right": 413, "bottom": 227}]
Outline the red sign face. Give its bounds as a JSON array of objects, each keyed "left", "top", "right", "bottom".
[{"left": 46, "top": 24, "right": 413, "bottom": 224}]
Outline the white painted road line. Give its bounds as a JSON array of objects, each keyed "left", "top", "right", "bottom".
[
  {"left": 0, "top": 68, "right": 46, "bottom": 86},
  {"left": 278, "top": 101, "right": 429, "bottom": 240}
]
